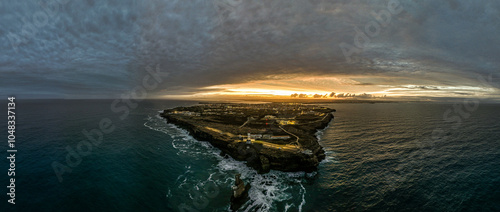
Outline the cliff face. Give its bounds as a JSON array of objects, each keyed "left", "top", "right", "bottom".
[{"left": 161, "top": 112, "right": 334, "bottom": 174}]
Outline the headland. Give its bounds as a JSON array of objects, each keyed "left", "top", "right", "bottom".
[{"left": 160, "top": 103, "right": 335, "bottom": 173}]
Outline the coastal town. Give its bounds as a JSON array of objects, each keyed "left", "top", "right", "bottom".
[
  {"left": 165, "top": 103, "right": 333, "bottom": 150},
  {"left": 161, "top": 103, "right": 335, "bottom": 173}
]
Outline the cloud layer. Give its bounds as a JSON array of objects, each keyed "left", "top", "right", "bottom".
[{"left": 1, "top": 0, "right": 499, "bottom": 100}]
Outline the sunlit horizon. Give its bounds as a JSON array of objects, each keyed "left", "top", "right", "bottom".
[{"left": 159, "top": 75, "right": 497, "bottom": 102}]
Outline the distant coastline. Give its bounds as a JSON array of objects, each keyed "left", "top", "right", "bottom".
[{"left": 198, "top": 99, "right": 400, "bottom": 104}]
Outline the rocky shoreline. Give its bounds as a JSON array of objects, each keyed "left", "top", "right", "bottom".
[{"left": 160, "top": 104, "right": 334, "bottom": 173}]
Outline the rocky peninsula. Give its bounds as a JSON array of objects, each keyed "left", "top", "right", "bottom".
[{"left": 160, "top": 103, "right": 335, "bottom": 173}]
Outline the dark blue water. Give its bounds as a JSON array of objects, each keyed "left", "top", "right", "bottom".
[{"left": 0, "top": 100, "right": 499, "bottom": 211}]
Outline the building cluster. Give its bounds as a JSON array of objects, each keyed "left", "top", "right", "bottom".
[
  {"left": 168, "top": 103, "right": 329, "bottom": 125},
  {"left": 198, "top": 103, "right": 324, "bottom": 113},
  {"left": 260, "top": 115, "right": 297, "bottom": 125},
  {"left": 241, "top": 133, "right": 291, "bottom": 140},
  {"left": 170, "top": 110, "right": 200, "bottom": 116},
  {"left": 241, "top": 133, "right": 291, "bottom": 143}
]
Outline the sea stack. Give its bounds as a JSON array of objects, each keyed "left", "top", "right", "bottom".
[{"left": 230, "top": 174, "right": 251, "bottom": 211}]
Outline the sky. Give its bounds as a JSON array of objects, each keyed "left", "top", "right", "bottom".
[{"left": 1, "top": 0, "right": 499, "bottom": 101}]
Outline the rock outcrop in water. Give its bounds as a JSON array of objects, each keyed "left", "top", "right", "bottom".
[
  {"left": 160, "top": 103, "right": 335, "bottom": 173},
  {"left": 230, "top": 174, "right": 251, "bottom": 211}
]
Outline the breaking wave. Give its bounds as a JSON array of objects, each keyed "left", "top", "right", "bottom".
[{"left": 144, "top": 114, "right": 316, "bottom": 211}]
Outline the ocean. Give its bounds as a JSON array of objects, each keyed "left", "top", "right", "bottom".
[{"left": 0, "top": 100, "right": 499, "bottom": 211}]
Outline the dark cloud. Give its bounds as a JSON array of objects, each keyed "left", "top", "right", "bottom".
[
  {"left": 404, "top": 85, "right": 441, "bottom": 90},
  {"left": 356, "top": 83, "right": 375, "bottom": 86},
  {"left": 1, "top": 0, "right": 499, "bottom": 99}
]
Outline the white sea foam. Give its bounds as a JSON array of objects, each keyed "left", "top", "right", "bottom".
[
  {"left": 166, "top": 189, "right": 172, "bottom": 198},
  {"left": 144, "top": 113, "right": 311, "bottom": 211},
  {"left": 320, "top": 148, "right": 339, "bottom": 164},
  {"left": 298, "top": 182, "right": 306, "bottom": 212},
  {"left": 216, "top": 155, "right": 311, "bottom": 211},
  {"left": 315, "top": 119, "right": 339, "bottom": 165}
]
